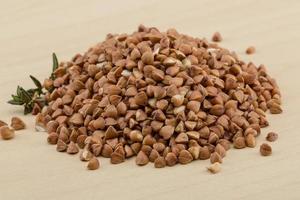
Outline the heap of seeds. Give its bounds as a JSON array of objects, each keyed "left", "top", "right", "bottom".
[{"left": 35, "top": 25, "right": 282, "bottom": 170}]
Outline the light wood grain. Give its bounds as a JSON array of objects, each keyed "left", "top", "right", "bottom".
[{"left": 1, "top": 0, "right": 300, "bottom": 199}]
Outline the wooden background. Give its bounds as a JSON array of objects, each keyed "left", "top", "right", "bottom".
[{"left": 0, "top": 0, "right": 300, "bottom": 199}]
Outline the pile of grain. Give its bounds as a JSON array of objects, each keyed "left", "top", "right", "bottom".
[{"left": 35, "top": 25, "right": 282, "bottom": 170}]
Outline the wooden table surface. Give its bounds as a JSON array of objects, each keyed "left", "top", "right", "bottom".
[{"left": 1, "top": 0, "right": 300, "bottom": 199}]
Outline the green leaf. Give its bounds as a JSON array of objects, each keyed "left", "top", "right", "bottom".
[
  {"left": 19, "top": 87, "right": 32, "bottom": 103},
  {"left": 30, "top": 75, "right": 42, "bottom": 94},
  {"left": 17, "top": 86, "right": 22, "bottom": 97},
  {"left": 35, "top": 97, "right": 46, "bottom": 103},
  {"left": 24, "top": 104, "right": 33, "bottom": 115},
  {"left": 26, "top": 89, "right": 36, "bottom": 96},
  {"left": 36, "top": 98, "right": 47, "bottom": 107},
  {"left": 52, "top": 53, "right": 58, "bottom": 72},
  {"left": 12, "top": 95, "right": 21, "bottom": 102},
  {"left": 8, "top": 99, "right": 24, "bottom": 105},
  {"left": 47, "top": 86, "right": 54, "bottom": 93},
  {"left": 51, "top": 53, "right": 59, "bottom": 80}
]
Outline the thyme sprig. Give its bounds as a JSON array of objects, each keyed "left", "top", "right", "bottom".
[{"left": 8, "top": 53, "right": 58, "bottom": 114}]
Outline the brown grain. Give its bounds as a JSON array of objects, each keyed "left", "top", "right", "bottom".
[
  {"left": 154, "top": 156, "right": 166, "bottom": 168},
  {"left": 0, "top": 126, "right": 15, "bottom": 140},
  {"left": 87, "top": 157, "right": 100, "bottom": 170},
  {"left": 0, "top": 120, "right": 7, "bottom": 127},
  {"left": 260, "top": 143, "right": 272, "bottom": 156},
  {"left": 212, "top": 32, "right": 222, "bottom": 42},
  {"left": 11, "top": 117, "right": 26, "bottom": 130},
  {"left": 246, "top": 46, "right": 256, "bottom": 54},
  {"left": 266, "top": 132, "right": 278, "bottom": 142}
]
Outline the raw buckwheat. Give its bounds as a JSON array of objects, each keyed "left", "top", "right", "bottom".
[{"left": 27, "top": 25, "right": 281, "bottom": 171}]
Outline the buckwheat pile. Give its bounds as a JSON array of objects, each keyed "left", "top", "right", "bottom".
[{"left": 33, "top": 25, "right": 282, "bottom": 170}]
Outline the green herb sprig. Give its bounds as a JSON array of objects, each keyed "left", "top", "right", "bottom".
[
  {"left": 8, "top": 53, "right": 58, "bottom": 114},
  {"left": 51, "top": 52, "right": 59, "bottom": 80}
]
